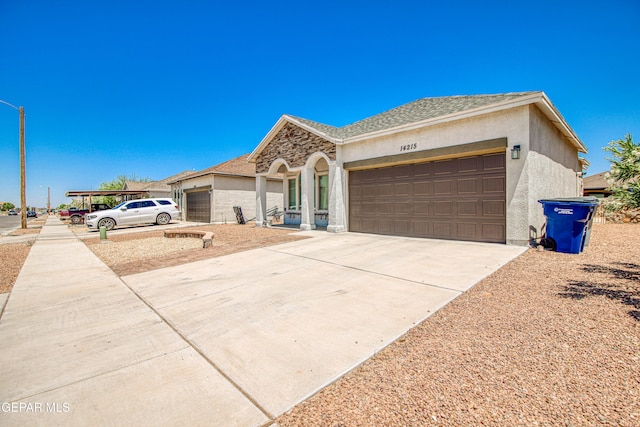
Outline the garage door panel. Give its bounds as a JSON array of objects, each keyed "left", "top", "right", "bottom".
[
  {"left": 376, "top": 219, "right": 393, "bottom": 234},
  {"left": 457, "top": 178, "right": 478, "bottom": 194},
  {"left": 362, "top": 185, "right": 377, "bottom": 198},
  {"left": 457, "top": 200, "right": 478, "bottom": 216},
  {"left": 394, "top": 201, "right": 411, "bottom": 215},
  {"left": 414, "top": 162, "right": 433, "bottom": 177},
  {"left": 376, "top": 201, "right": 395, "bottom": 215},
  {"left": 361, "top": 201, "right": 376, "bottom": 212},
  {"left": 362, "top": 219, "right": 376, "bottom": 232},
  {"left": 483, "top": 153, "right": 505, "bottom": 170},
  {"left": 392, "top": 165, "right": 412, "bottom": 179},
  {"left": 482, "top": 224, "right": 505, "bottom": 242},
  {"left": 433, "top": 222, "right": 453, "bottom": 238},
  {"left": 483, "top": 200, "right": 505, "bottom": 216},
  {"left": 377, "top": 183, "right": 394, "bottom": 197},
  {"left": 412, "top": 220, "right": 430, "bottom": 236},
  {"left": 457, "top": 222, "right": 478, "bottom": 239},
  {"left": 349, "top": 153, "right": 506, "bottom": 243},
  {"left": 394, "top": 182, "right": 411, "bottom": 196},
  {"left": 434, "top": 159, "right": 454, "bottom": 175},
  {"left": 433, "top": 200, "right": 452, "bottom": 216},
  {"left": 483, "top": 176, "right": 505, "bottom": 193},
  {"left": 414, "top": 201, "right": 430, "bottom": 215},
  {"left": 434, "top": 180, "right": 453, "bottom": 195},
  {"left": 394, "top": 220, "right": 410, "bottom": 234},
  {"left": 186, "top": 191, "right": 211, "bottom": 223},
  {"left": 458, "top": 156, "right": 480, "bottom": 173},
  {"left": 414, "top": 181, "right": 432, "bottom": 196}
]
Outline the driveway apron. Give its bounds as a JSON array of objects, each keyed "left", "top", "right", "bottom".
[
  {"left": 0, "top": 217, "right": 525, "bottom": 426},
  {"left": 122, "top": 231, "right": 526, "bottom": 419}
]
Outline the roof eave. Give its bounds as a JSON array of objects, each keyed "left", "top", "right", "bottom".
[
  {"left": 341, "top": 92, "right": 587, "bottom": 153},
  {"left": 169, "top": 171, "right": 257, "bottom": 183},
  {"left": 341, "top": 93, "right": 543, "bottom": 144},
  {"left": 534, "top": 93, "right": 587, "bottom": 153}
]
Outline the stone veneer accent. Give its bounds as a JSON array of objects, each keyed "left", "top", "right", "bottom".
[{"left": 256, "top": 123, "right": 336, "bottom": 173}]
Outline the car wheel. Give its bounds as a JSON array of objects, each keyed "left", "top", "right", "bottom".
[
  {"left": 98, "top": 218, "right": 116, "bottom": 231},
  {"left": 70, "top": 215, "right": 83, "bottom": 224},
  {"left": 156, "top": 213, "right": 171, "bottom": 225}
]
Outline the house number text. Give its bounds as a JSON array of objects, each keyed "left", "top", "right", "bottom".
[{"left": 400, "top": 143, "right": 417, "bottom": 152}]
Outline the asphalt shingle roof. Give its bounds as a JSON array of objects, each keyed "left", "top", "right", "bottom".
[
  {"left": 170, "top": 154, "right": 257, "bottom": 184},
  {"left": 583, "top": 171, "right": 610, "bottom": 190},
  {"left": 288, "top": 92, "right": 541, "bottom": 140}
]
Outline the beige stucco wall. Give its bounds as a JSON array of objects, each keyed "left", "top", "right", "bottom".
[
  {"left": 212, "top": 175, "right": 282, "bottom": 223},
  {"left": 525, "top": 105, "right": 581, "bottom": 242},
  {"left": 174, "top": 175, "right": 283, "bottom": 224},
  {"left": 341, "top": 108, "right": 529, "bottom": 163}
]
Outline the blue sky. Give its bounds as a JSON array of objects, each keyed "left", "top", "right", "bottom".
[{"left": 1, "top": 0, "right": 638, "bottom": 208}]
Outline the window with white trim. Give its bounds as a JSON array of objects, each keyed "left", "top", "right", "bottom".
[{"left": 316, "top": 173, "right": 329, "bottom": 210}]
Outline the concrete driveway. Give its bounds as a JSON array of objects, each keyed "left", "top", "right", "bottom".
[
  {"left": 123, "top": 231, "right": 526, "bottom": 421},
  {"left": 0, "top": 218, "right": 525, "bottom": 426}
]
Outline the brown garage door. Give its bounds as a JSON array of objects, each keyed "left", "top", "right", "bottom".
[
  {"left": 186, "top": 190, "right": 211, "bottom": 223},
  {"left": 349, "top": 153, "right": 506, "bottom": 243}
]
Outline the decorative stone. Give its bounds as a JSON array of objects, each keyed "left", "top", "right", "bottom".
[
  {"left": 255, "top": 123, "right": 336, "bottom": 173},
  {"left": 163, "top": 230, "right": 214, "bottom": 248}
]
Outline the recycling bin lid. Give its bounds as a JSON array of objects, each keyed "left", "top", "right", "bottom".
[{"left": 538, "top": 196, "right": 599, "bottom": 205}]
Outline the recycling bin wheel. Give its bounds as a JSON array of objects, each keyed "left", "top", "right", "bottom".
[{"left": 539, "top": 237, "right": 556, "bottom": 251}]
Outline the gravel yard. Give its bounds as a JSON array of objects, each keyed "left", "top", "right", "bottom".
[
  {"left": 82, "top": 223, "right": 308, "bottom": 276},
  {"left": 278, "top": 223, "right": 640, "bottom": 427},
  {"left": 0, "top": 215, "right": 46, "bottom": 294},
  {"left": 0, "top": 242, "right": 32, "bottom": 294}
]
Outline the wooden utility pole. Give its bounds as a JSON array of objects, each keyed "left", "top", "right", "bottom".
[{"left": 19, "top": 106, "right": 26, "bottom": 229}]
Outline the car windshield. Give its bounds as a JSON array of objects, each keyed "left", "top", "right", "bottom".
[{"left": 112, "top": 201, "right": 127, "bottom": 210}]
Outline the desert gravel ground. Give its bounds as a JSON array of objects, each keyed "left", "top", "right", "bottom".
[
  {"left": 82, "top": 222, "right": 308, "bottom": 276},
  {"left": 278, "top": 224, "right": 640, "bottom": 427},
  {"left": 0, "top": 242, "right": 32, "bottom": 294},
  {"left": 0, "top": 215, "right": 46, "bottom": 294}
]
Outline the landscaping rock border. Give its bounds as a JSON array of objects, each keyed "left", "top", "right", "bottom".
[
  {"left": 604, "top": 207, "right": 640, "bottom": 223},
  {"left": 163, "top": 230, "right": 214, "bottom": 248}
]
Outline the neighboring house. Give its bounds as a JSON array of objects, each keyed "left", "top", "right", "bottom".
[
  {"left": 582, "top": 171, "right": 612, "bottom": 198},
  {"left": 123, "top": 170, "right": 194, "bottom": 199},
  {"left": 249, "top": 91, "right": 587, "bottom": 246},
  {"left": 169, "top": 154, "right": 283, "bottom": 223}
]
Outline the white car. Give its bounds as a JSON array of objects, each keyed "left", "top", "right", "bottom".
[{"left": 85, "top": 198, "right": 179, "bottom": 231}]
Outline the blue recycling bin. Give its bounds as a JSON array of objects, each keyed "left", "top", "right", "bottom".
[{"left": 538, "top": 197, "right": 599, "bottom": 254}]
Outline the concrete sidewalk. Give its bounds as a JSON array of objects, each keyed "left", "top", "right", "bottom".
[
  {"left": 0, "top": 216, "right": 526, "bottom": 426},
  {"left": 0, "top": 217, "right": 269, "bottom": 426}
]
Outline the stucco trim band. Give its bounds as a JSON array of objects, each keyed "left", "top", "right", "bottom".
[{"left": 344, "top": 137, "right": 508, "bottom": 170}]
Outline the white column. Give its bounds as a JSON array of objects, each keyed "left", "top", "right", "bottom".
[
  {"left": 327, "top": 161, "right": 346, "bottom": 233},
  {"left": 255, "top": 174, "right": 267, "bottom": 227},
  {"left": 299, "top": 166, "right": 316, "bottom": 230}
]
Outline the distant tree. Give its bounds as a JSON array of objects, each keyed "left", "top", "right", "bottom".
[
  {"left": 98, "top": 174, "right": 151, "bottom": 207},
  {"left": 57, "top": 203, "right": 69, "bottom": 210},
  {"left": 604, "top": 133, "right": 640, "bottom": 208},
  {"left": 1, "top": 202, "right": 15, "bottom": 211}
]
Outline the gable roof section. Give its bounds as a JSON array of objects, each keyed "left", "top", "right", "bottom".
[
  {"left": 169, "top": 154, "right": 257, "bottom": 184},
  {"left": 249, "top": 91, "right": 586, "bottom": 162},
  {"left": 583, "top": 171, "right": 609, "bottom": 190},
  {"left": 123, "top": 170, "right": 194, "bottom": 193},
  {"left": 123, "top": 180, "right": 150, "bottom": 191}
]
